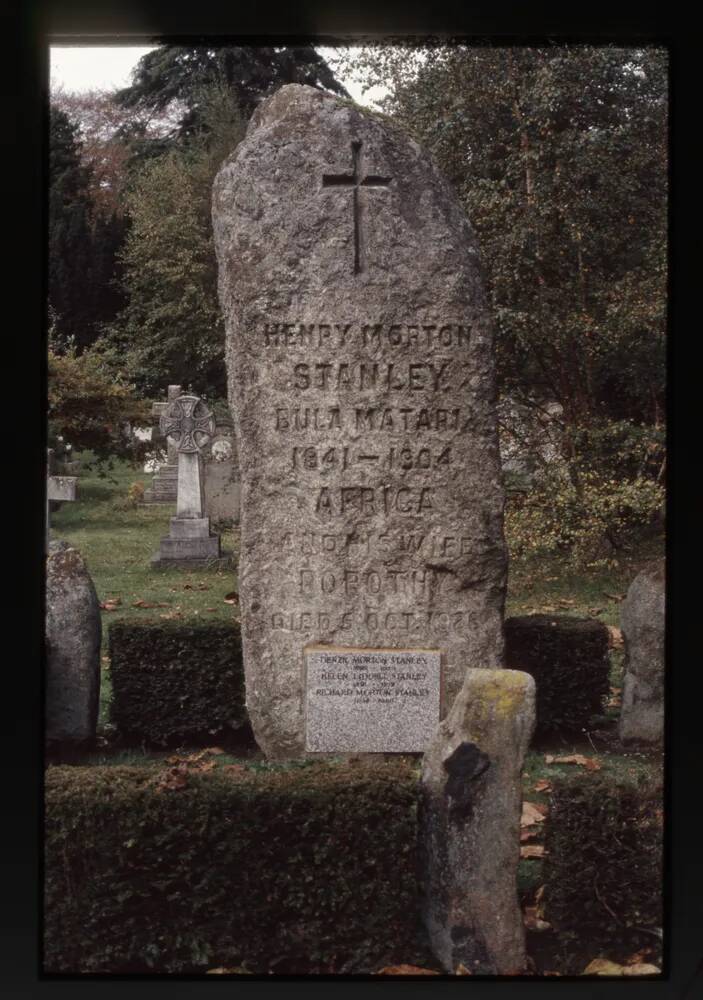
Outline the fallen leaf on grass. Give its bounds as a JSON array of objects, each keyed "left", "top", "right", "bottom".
[
  {"left": 582, "top": 958, "right": 660, "bottom": 976},
  {"left": 99, "top": 600, "right": 121, "bottom": 611},
  {"left": 604, "top": 591, "right": 626, "bottom": 602},
  {"left": 520, "top": 844, "right": 547, "bottom": 859},
  {"left": 155, "top": 764, "right": 189, "bottom": 792},
  {"left": 607, "top": 687, "right": 622, "bottom": 709},
  {"left": 159, "top": 611, "right": 183, "bottom": 620},
  {"left": 377, "top": 965, "right": 439, "bottom": 975},
  {"left": 197, "top": 584, "right": 210, "bottom": 591},
  {"left": 523, "top": 906, "right": 551, "bottom": 932},
  {"left": 588, "top": 607, "right": 605, "bottom": 616},
  {"left": 521, "top": 801, "right": 548, "bottom": 827},
  {"left": 544, "top": 754, "right": 601, "bottom": 770},
  {"left": 533, "top": 779, "right": 552, "bottom": 793},
  {"left": 625, "top": 948, "right": 654, "bottom": 965},
  {"left": 557, "top": 598, "right": 576, "bottom": 607},
  {"left": 224, "top": 591, "right": 239, "bottom": 605},
  {"left": 583, "top": 958, "right": 625, "bottom": 975},
  {"left": 607, "top": 626, "right": 624, "bottom": 648},
  {"left": 132, "top": 599, "right": 171, "bottom": 608}
]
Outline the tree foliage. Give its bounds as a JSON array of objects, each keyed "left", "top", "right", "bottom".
[
  {"left": 48, "top": 344, "right": 150, "bottom": 466},
  {"left": 49, "top": 105, "right": 128, "bottom": 350},
  {"left": 336, "top": 44, "right": 667, "bottom": 429},
  {"left": 102, "top": 85, "right": 246, "bottom": 398},
  {"left": 114, "top": 45, "right": 348, "bottom": 151}
]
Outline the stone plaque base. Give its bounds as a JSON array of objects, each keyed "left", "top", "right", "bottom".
[
  {"left": 152, "top": 532, "right": 221, "bottom": 566},
  {"left": 305, "top": 645, "right": 441, "bottom": 753}
]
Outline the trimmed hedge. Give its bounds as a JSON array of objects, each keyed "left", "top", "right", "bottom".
[
  {"left": 504, "top": 614, "right": 610, "bottom": 737},
  {"left": 44, "top": 758, "right": 425, "bottom": 974},
  {"left": 544, "top": 772, "right": 663, "bottom": 961},
  {"left": 108, "top": 621, "right": 247, "bottom": 746}
]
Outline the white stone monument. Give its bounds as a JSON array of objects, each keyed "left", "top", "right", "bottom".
[
  {"left": 151, "top": 395, "right": 222, "bottom": 565},
  {"left": 46, "top": 449, "right": 77, "bottom": 551}
]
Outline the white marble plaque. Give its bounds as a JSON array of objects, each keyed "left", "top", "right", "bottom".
[{"left": 305, "top": 645, "right": 441, "bottom": 752}]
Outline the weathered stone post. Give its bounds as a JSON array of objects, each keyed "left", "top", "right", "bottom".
[
  {"left": 420, "top": 668, "right": 536, "bottom": 974},
  {"left": 619, "top": 559, "right": 665, "bottom": 744},
  {"left": 45, "top": 540, "right": 101, "bottom": 746}
]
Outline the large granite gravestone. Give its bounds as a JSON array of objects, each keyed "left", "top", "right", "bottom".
[
  {"left": 213, "top": 85, "right": 507, "bottom": 758},
  {"left": 619, "top": 559, "right": 665, "bottom": 744},
  {"left": 46, "top": 540, "right": 101, "bottom": 745}
]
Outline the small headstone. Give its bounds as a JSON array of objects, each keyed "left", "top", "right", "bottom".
[
  {"left": 420, "top": 668, "right": 536, "bottom": 974},
  {"left": 152, "top": 394, "right": 222, "bottom": 566},
  {"left": 144, "top": 384, "right": 182, "bottom": 502},
  {"left": 213, "top": 84, "right": 507, "bottom": 758},
  {"left": 202, "top": 415, "right": 241, "bottom": 526},
  {"left": 45, "top": 540, "right": 101, "bottom": 745},
  {"left": 46, "top": 448, "right": 77, "bottom": 551},
  {"left": 619, "top": 559, "right": 665, "bottom": 744},
  {"left": 305, "top": 645, "right": 441, "bottom": 752}
]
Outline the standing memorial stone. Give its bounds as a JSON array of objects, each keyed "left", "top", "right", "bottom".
[
  {"left": 46, "top": 540, "right": 101, "bottom": 745},
  {"left": 420, "top": 668, "right": 536, "bottom": 974},
  {"left": 619, "top": 559, "right": 665, "bottom": 744},
  {"left": 213, "top": 85, "right": 507, "bottom": 758},
  {"left": 152, "top": 395, "right": 221, "bottom": 565},
  {"left": 46, "top": 449, "right": 77, "bottom": 551},
  {"left": 144, "top": 384, "right": 182, "bottom": 503}
]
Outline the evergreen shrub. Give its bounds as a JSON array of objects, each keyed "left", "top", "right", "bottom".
[
  {"left": 44, "top": 759, "right": 423, "bottom": 973},
  {"left": 504, "top": 614, "right": 610, "bottom": 737},
  {"left": 108, "top": 621, "right": 246, "bottom": 746},
  {"left": 544, "top": 772, "right": 663, "bottom": 960}
]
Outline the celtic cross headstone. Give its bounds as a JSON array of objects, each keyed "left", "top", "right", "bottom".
[{"left": 151, "top": 395, "right": 222, "bottom": 565}]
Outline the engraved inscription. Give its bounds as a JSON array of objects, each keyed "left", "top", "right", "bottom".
[
  {"left": 321, "top": 141, "right": 392, "bottom": 275},
  {"left": 305, "top": 646, "right": 441, "bottom": 752}
]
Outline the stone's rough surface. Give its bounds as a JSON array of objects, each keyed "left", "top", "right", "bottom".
[
  {"left": 45, "top": 540, "right": 101, "bottom": 744},
  {"left": 420, "top": 668, "right": 536, "bottom": 975},
  {"left": 213, "top": 84, "right": 507, "bottom": 758},
  {"left": 619, "top": 559, "right": 665, "bottom": 744},
  {"left": 305, "top": 645, "right": 441, "bottom": 752}
]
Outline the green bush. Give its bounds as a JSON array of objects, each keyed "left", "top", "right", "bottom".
[
  {"left": 44, "top": 759, "right": 424, "bottom": 973},
  {"left": 505, "top": 465, "right": 664, "bottom": 569},
  {"left": 108, "top": 621, "right": 247, "bottom": 746},
  {"left": 504, "top": 615, "right": 610, "bottom": 737},
  {"left": 544, "top": 772, "right": 663, "bottom": 963}
]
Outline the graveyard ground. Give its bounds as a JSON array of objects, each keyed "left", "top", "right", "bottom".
[{"left": 49, "top": 453, "right": 664, "bottom": 976}]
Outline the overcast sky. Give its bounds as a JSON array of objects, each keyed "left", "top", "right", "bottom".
[{"left": 49, "top": 45, "right": 384, "bottom": 106}]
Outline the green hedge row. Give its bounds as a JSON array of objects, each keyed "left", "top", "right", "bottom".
[
  {"left": 544, "top": 772, "right": 663, "bottom": 961},
  {"left": 504, "top": 614, "right": 610, "bottom": 737},
  {"left": 44, "top": 758, "right": 425, "bottom": 974},
  {"left": 108, "top": 621, "right": 247, "bottom": 746}
]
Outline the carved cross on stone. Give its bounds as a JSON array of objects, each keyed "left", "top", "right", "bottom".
[
  {"left": 159, "top": 395, "right": 215, "bottom": 518},
  {"left": 46, "top": 448, "right": 77, "bottom": 552},
  {"left": 322, "top": 139, "right": 392, "bottom": 274}
]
